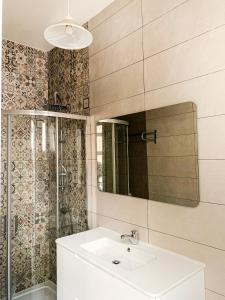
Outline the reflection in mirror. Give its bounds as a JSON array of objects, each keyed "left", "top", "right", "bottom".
[{"left": 96, "top": 102, "right": 199, "bottom": 207}]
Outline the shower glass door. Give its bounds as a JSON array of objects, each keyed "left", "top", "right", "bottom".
[
  {"left": 2, "top": 111, "right": 88, "bottom": 300},
  {"left": 57, "top": 118, "right": 87, "bottom": 238},
  {"left": 0, "top": 111, "right": 87, "bottom": 300},
  {"left": 9, "top": 114, "right": 57, "bottom": 299}
]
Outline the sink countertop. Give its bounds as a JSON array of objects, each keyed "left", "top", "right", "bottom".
[{"left": 56, "top": 227, "right": 205, "bottom": 298}]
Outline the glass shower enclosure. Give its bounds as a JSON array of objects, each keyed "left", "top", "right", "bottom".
[
  {"left": 96, "top": 119, "right": 129, "bottom": 196},
  {"left": 0, "top": 110, "right": 88, "bottom": 300}
]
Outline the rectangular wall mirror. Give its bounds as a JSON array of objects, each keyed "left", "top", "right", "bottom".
[{"left": 96, "top": 102, "right": 199, "bottom": 207}]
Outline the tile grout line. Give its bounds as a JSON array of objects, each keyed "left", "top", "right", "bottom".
[
  {"left": 206, "top": 289, "right": 225, "bottom": 298},
  {"left": 142, "top": 0, "right": 190, "bottom": 28},
  {"left": 89, "top": 210, "right": 149, "bottom": 230},
  {"left": 140, "top": 0, "right": 146, "bottom": 113},
  {"left": 90, "top": 68, "right": 225, "bottom": 111},
  {"left": 90, "top": 64, "right": 225, "bottom": 112},
  {"left": 149, "top": 228, "right": 225, "bottom": 252},
  {"left": 90, "top": 91, "right": 144, "bottom": 111},
  {"left": 89, "top": 26, "right": 142, "bottom": 59},
  {"left": 89, "top": 1, "right": 225, "bottom": 63},
  {"left": 89, "top": 0, "right": 135, "bottom": 32},
  {"left": 90, "top": 37, "right": 225, "bottom": 86},
  {"left": 144, "top": 67, "right": 225, "bottom": 93},
  {"left": 90, "top": 0, "right": 190, "bottom": 33},
  {"left": 89, "top": 211, "right": 225, "bottom": 253},
  {"left": 89, "top": 0, "right": 191, "bottom": 58},
  {"left": 90, "top": 57, "right": 143, "bottom": 84},
  {"left": 144, "top": 22, "right": 225, "bottom": 61}
]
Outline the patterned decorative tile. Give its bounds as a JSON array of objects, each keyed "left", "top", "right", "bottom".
[
  {"left": 36, "top": 160, "right": 49, "bottom": 182},
  {"left": 11, "top": 182, "right": 35, "bottom": 207},
  {"left": 11, "top": 160, "right": 34, "bottom": 183},
  {"left": 11, "top": 115, "right": 32, "bottom": 140},
  {"left": 11, "top": 245, "right": 32, "bottom": 293},
  {"left": 34, "top": 223, "right": 48, "bottom": 245},
  {"left": 1, "top": 37, "right": 89, "bottom": 296},
  {"left": 11, "top": 138, "right": 33, "bottom": 161},
  {"left": 48, "top": 44, "right": 89, "bottom": 114},
  {"left": 2, "top": 40, "right": 48, "bottom": 110}
]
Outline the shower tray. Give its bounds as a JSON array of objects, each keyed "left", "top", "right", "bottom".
[{"left": 12, "top": 282, "right": 56, "bottom": 300}]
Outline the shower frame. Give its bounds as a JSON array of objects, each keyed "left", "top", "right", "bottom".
[
  {"left": 98, "top": 119, "right": 130, "bottom": 195},
  {"left": 3, "top": 109, "right": 87, "bottom": 300}
]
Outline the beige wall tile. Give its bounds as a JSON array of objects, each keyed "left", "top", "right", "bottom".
[
  {"left": 89, "top": 0, "right": 132, "bottom": 30},
  {"left": 198, "top": 115, "right": 225, "bottom": 159},
  {"left": 199, "top": 160, "right": 225, "bottom": 205},
  {"left": 88, "top": 211, "right": 98, "bottom": 229},
  {"left": 85, "top": 134, "right": 92, "bottom": 160},
  {"left": 148, "top": 176, "right": 198, "bottom": 200},
  {"left": 91, "top": 134, "right": 97, "bottom": 160},
  {"left": 92, "top": 187, "right": 148, "bottom": 227},
  {"left": 87, "top": 186, "right": 93, "bottom": 212},
  {"left": 144, "top": 70, "right": 225, "bottom": 118},
  {"left": 90, "top": 61, "right": 144, "bottom": 108},
  {"left": 146, "top": 112, "right": 196, "bottom": 137},
  {"left": 148, "top": 201, "right": 225, "bottom": 250},
  {"left": 142, "top": 0, "right": 186, "bottom": 25},
  {"left": 144, "top": 26, "right": 225, "bottom": 91},
  {"left": 148, "top": 156, "right": 197, "bottom": 178},
  {"left": 147, "top": 134, "right": 196, "bottom": 157},
  {"left": 88, "top": 1, "right": 225, "bottom": 297},
  {"left": 206, "top": 291, "right": 225, "bottom": 300},
  {"left": 143, "top": 0, "right": 225, "bottom": 58},
  {"left": 91, "top": 93, "right": 145, "bottom": 119},
  {"left": 90, "top": 29, "right": 143, "bottom": 81},
  {"left": 86, "top": 159, "right": 92, "bottom": 186},
  {"left": 85, "top": 118, "right": 92, "bottom": 135},
  {"left": 89, "top": 0, "right": 142, "bottom": 56},
  {"left": 149, "top": 230, "right": 225, "bottom": 297},
  {"left": 91, "top": 159, "right": 97, "bottom": 187},
  {"left": 145, "top": 102, "right": 195, "bottom": 119},
  {"left": 93, "top": 213, "right": 149, "bottom": 242}
]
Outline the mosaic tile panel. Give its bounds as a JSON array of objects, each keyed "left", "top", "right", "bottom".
[
  {"left": 48, "top": 35, "right": 90, "bottom": 115},
  {"left": 1, "top": 39, "right": 89, "bottom": 299},
  {"left": 2, "top": 40, "right": 48, "bottom": 110},
  {"left": 1, "top": 37, "right": 49, "bottom": 296},
  {"left": 57, "top": 118, "right": 87, "bottom": 238}
]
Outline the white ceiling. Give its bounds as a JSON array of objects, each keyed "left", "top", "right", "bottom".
[{"left": 3, "top": 0, "right": 114, "bottom": 51}]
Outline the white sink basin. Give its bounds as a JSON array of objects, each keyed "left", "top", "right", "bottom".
[
  {"left": 81, "top": 237, "right": 156, "bottom": 270},
  {"left": 57, "top": 227, "right": 205, "bottom": 299}
]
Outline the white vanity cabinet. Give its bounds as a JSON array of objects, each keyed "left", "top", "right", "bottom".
[
  {"left": 57, "top": 246, "right": 152, "bottom": 300},
  {"left": 57, "top": 228, "right": 205, "bottom": 300}
]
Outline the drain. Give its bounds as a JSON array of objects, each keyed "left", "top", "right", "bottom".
[{"left": 112, "top": 260, "right": 120, "bottom": 265}]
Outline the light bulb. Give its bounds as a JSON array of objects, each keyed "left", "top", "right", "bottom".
[{"left": 65, "top": 25, "right": 73, "bottom": 35}]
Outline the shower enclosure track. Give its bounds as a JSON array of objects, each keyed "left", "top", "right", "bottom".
[{"left": 3, "top": 109, "right": 87, "bottom": 120}]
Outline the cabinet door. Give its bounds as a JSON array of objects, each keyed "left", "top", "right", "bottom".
[
  {"left": 57, "top": 246, "right": 154, "bottom": 300},
  {"left": 159, "top": 271, "right": 205, "bottom": 300}
]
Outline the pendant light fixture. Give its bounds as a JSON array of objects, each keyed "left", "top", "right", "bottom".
[{"left": 44, "top": 0, "right": 93, "bottom": 50}]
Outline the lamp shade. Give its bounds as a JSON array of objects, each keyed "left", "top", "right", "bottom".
[{"left": 44, "top": 17, "right": 93, "bottom": 50}]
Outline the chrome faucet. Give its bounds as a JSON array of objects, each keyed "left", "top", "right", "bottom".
[{"left": 121, "top": 230, "right": 138, "bottom": 245}]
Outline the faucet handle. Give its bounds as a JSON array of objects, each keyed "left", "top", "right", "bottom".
[{"left": 131, "top": 230, "right": 138, "bottom": 239}]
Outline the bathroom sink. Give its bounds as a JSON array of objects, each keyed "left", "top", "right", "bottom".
[
  {"left": 81, "top": 237, "right": 156, "bottom": 270},
  {"left": 57, "top": 227, "right": 205, "bottom": 299}
]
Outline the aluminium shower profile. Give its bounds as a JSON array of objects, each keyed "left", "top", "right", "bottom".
[
  {"left": 7, "top": 115, "right": 12, "bottom": 300},
  {"left": 56, "top": 117, "right": 60, "bottom": 238}
]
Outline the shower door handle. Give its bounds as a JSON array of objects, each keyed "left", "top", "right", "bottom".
[
  {"left": 12, "top": 215, "right": 19, "bottom": 238},
  {"left": 0, "top": 215, "right": 7, "bottom": 238},
  {"left": 4, "top": 215, "right": 7, "bottom": 238}
]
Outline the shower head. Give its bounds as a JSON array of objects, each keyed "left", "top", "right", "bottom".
[
  {"left": 43, "top": 103, "right": 71, "bottom": 113},
  {"left": 43, "top": 91, "right": 71, "bottom": 113}
]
